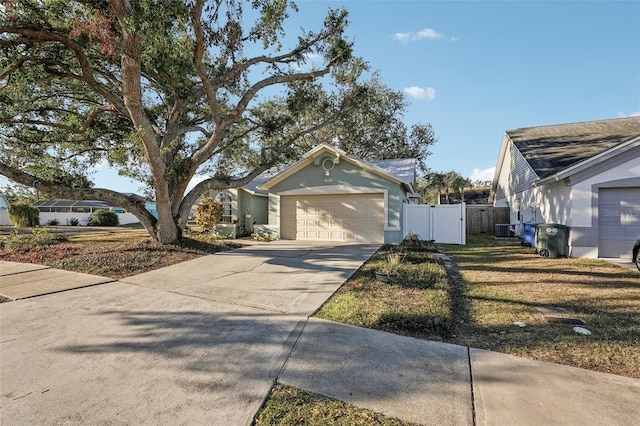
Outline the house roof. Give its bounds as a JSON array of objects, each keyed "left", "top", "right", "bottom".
[
  {"left": 257, "top": 144, "right": 416, "bottom": 192},
  {"left": 241, "top": 168, "right": 280, "bottom": 196},
  {"left": 507, "top": 116, "right": 640, "bottom": 179},
  {"left": 370, "top": 158, "right": 417, "bottom": 186},
  {"left": 33, "top": 199, "right": 114, "bottom": 208}
]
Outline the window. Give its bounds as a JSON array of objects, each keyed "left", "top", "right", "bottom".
[{"left": 216, "top": 193, "right": 232, "bottom": 223}]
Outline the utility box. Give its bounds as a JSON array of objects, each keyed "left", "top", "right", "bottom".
[
  {"left": 535, "top": 224, "right": 569, "bottom": 257},
  {"left": 522, "top": 223, "right": 539, "bottom": 248},
  {"left": 495, "top": 224, "right": 511, "bottom": 237}
]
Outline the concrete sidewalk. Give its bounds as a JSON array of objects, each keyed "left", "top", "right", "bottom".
[
  {"left": 2, "top": 244, "right": 639, "bottom": 425},
  {"left": 0, "top": 261, "right": 115, "bottom": 300},
  {"left": 279, "top": 317, "right": 640, "bottom": 426}
]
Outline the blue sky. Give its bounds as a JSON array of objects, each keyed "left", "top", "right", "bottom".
[
  {"left": 2, "top": 1, "right": 639, "bottom": 194},
  {"left": 317, "top": 0, "right": 640, "bottom": 183}
]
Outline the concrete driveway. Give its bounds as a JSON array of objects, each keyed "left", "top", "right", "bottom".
[
  {"left": 121, "top": 241, "right": 377, "bottom": 316},
  {"left": 0, "top": 242, "right": 377, "bottom": 425},
  {"left": 3, "top": 242, "right": 639, "bottom": 425}
]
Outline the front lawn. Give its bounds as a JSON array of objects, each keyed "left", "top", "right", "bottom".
[
  {"left": 0, "top": 228, "right": 240, "bottom": 280},
  {"left": 315, "top": 249, "right": 455, "bottom": 341},
  {"left": 315, "top": 235, "right": 640, "bottom": 379},
  {"left": 444, "top": 235, "right": 640, "bottom": 379}
]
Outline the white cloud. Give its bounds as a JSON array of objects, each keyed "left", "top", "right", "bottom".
[
  {"left": 392, "top": 32, "right": 412, "bottom": 42},
  {"left": 416, "top": 28, "right": 444, "bottom": 40},
  {"left": 617, "top": 111, "right": 640, "bottom": 117},
  {"left": 403, "top": 86, "right": 436, "bottom": 101},
  {"left": 470, "top": 167, "right": 496, "bottom": 183},
  {"left": 393, "top": 28, "right": 456, "bottom": 42}
]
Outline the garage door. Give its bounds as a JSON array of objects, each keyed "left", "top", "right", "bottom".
[
  {"left": 281, "top": 194, "right": 384, "bottom": 243},
  {"left": 598, "top": 187, "right": 640, "bottom": 258}
]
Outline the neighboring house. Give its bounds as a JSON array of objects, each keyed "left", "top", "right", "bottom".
[
  {"left": 33, "top": 198, "right": 148, "bottom": 225},
  {"left": 491, "top": 116, "right": 640, "bottom": 259},
  {"left": 254, "top": 143, "right": 419, "bottom": 244}
]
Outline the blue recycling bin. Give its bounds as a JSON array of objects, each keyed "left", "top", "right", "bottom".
[{"left": 522, "top": 223, "right": 538, "bottom": 247}]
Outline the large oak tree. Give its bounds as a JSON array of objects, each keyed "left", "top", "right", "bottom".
[{"left": 1, "top": 0, "right": 436, "bottom": 243}]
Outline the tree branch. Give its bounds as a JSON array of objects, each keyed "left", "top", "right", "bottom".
[
  {"left": 0, "top": 26, "right": 128, "bottom": 116},
  {"left": 0, "top": 161, "right": 157, "bottom": 237}
]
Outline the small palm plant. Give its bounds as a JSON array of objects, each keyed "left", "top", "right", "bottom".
[{"left": 375, "top": 251, "right": 405, "bottom": 282}]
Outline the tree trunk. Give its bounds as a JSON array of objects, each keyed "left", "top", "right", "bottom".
[
  {"left": 154, "top": 216, "right": 181, "bottom": 244},
  {"left": 154, "top": 190, "right": 182, "bottom": 244}
]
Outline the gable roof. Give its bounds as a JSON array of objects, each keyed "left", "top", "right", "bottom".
[
  {"left": 257, "top": 144, "right": 416, "bottom": 192},
  {"left": 506, "top": 116, "right": 640, "bottom": 179}
]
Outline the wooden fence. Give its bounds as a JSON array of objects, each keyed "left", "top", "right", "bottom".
[{"left": 466, "top": 205, "right": 510, "bottom": 235}]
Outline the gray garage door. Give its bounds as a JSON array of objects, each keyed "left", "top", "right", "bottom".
[{"left": 598, "top": 187, "right": 640, "bottom": 258}]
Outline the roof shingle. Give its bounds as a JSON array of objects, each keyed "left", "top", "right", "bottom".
[{"left": 507, "top": 116, "right": 640, "bottom": 179}]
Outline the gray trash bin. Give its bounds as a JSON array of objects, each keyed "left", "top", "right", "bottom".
[{"left": 535, "top": 224, "right": 569, "bottom": 257}]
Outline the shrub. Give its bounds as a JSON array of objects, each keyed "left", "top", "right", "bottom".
[
  {"left": 88, "top": 209, "right": 119, "bottom": 226},
  {"left": 8, "top": 201, "right": 40, "bottom": 227},
  {"left": 47, "top": 218, "right": 59, "bottom": 226},
  {"left": 194, "top": 197, "right": 224, "bottom": 231},
  {"left": 252, "top": 230, "right": 279, "bottom": 242},
  {"left": 68, "top": 217, "right": 79, "bottom": 226},
  {"left": 2, "top": 226, "right": 63, "bottom": 249}
]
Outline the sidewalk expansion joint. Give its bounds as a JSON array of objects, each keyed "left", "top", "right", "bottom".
[
  {"left": 468, "top": 346, "right": 477, "bottom": 426},
  {"left": 0, "top": 266, "right": 53, "bottom": 278}
]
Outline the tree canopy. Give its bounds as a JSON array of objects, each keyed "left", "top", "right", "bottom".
[{"left": 1, "top": 0, "right": 437, "bottom": 243}]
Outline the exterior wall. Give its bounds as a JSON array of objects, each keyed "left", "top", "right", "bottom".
[
  {"left": 494, "top": 140, "right": 546, "bottom": 236},
  {"left": 238, "top": 189, "right": 268, "bottom": 232},
  {"left": 206, "top": 188, "right": 239, "bottom": 223},
  {"left": 564, "top": 151, "right": 640, "bottom": 258},
  {"left": 0, "top": 212, "right": 11, "bottom": 226},
  {"left": 495, "top": 143, "right": 640, "bottom": 258},
  {"left": 38, "top": 211, "right": 139, "bottom": 226},
  {"left": 494, "top": 140, "right": 539, "bottom": 201},
  {"left": 267, "top": 155, "right": 406, "bottom": 243},
  {"left": 206, "top": 188, "right": 268, "bottom": 235}
]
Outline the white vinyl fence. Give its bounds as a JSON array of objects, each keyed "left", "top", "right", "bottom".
[
  {"left": 39, "top": 212, "right": 139, "bottom": 226},
  {"left": 403, "top": 203, "right": 466, "bottom": 245}
]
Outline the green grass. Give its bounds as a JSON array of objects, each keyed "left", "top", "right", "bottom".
[{"left": 253, "top": 384, "right": 419, "bottom": 426}]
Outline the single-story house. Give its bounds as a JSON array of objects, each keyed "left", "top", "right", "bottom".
[
  {"left": 490, "top": 116, "right": 640, "bottom": 259},
  {"left": 33, "top": 198, "right": 151, "bottom": 225},
  {"left": 205, "top": 143, "right": 419, "bottom": 243}
]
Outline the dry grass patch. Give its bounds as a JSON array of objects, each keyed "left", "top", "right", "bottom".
[
  {"left": 0, "top": 229, "right": 240, "bottom": 280},
  {"left": 254, "top": 384, "right": 419, "bottom": 426},
  {"left": 315, "top": 249, "right": 454, "bottom": 340},
  {"left": 443, "top": 235, "right": 640, "bottom": 379}
]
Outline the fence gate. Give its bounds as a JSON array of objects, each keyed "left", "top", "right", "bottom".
[{"left": 403, "top": 203, "right": 466, "bottom": 245}]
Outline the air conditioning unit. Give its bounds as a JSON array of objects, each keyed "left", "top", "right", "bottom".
[{"left": 495, "top": 224, "right": 512, "bottom": 237}]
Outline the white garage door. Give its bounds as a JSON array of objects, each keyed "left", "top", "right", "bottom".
[
  {"left": 281, "top": 194, "right": 384, "bottom": 243},
  {"left": 598, "top": 187, "right": 640, "bottom": 259}
]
